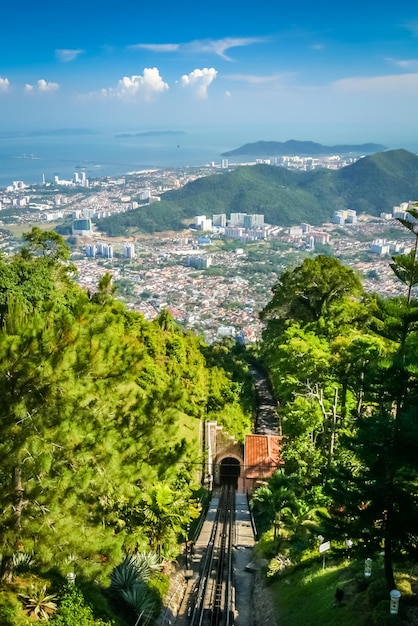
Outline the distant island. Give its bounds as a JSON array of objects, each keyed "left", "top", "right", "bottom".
[
  {"left": 116, "top": 130, "right": 186, "bottom": 138},
  {"left": 221, "top": 139, "right": 388, "bottom": 157},
  {"left": 0, "top": 128, "right": 99, "bottom": 139},
  {"left": 27, "top": 128, "right": 99, "bottom": 137}
]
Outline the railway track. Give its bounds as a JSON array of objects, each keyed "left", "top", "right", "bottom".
[
  {"left": 249, "top": 365, "right": 279, "bottom": 435},
  {"left": 189, "top": 486, "right": 235, "bottom": 626}
]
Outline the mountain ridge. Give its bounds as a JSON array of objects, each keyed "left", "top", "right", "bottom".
[
  {"left": 96, "top": 149, "right": 418, "bottom": 235},
  {"left": 221, "top": 139, "right": 387, "bottom": 157}
]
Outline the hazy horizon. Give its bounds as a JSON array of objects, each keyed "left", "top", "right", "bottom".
[{"left": 0, "top": 124, "right": 417, "bottom": 153}]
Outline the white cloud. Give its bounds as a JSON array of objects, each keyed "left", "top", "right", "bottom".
[
  {"left": 25, "top": 82, "right": 59, "bottom": 93},
  {"left": 102, "top": 67, "right": 168, "bottom": 101},
  {"left": 187, "top": 37, "right": 267, "bottom": 60},
  {"left": 55, "top": 48, "right": 85, "bottom": 62},
  {"left": 392, "top": 59, "right": 418, "bottom": 70},
  {"left": 128, "top": 43, "right": 179, "bottom": 53},
  {"left": 37, "top": 79, "right": 60, "bottom": 92},
  {"left": 225, "top": 73, "right": 293, "bottom": 85},
  {"left": 403, "top": 20, "right": 418, "bottom": 36},
  {"left": 0, "top": 77, "right": 10, "bottom": 91},
  {"left": 128, "top": 37, "right": 266, "bottom": 60},
  {"left": 181, "top": 68, "right": 217, "bottom": 98},
  {"left": 333, "top": 73, "right": 418, "bottom": 93}
]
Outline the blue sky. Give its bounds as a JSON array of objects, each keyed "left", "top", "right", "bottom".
[{"left": 1, "top": 0, "right": 418, "bottom": 146}]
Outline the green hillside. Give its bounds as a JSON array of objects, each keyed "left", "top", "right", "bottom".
[
  {"left": 96, "top": 149, "right": 418, "bottom": 235},
  {"left": 221, "top": 138, "right": 387, "bottom": 157},
  {"left": 334, "top": 149, "right": 418, "bottom": 213},
  {"left": 0, "top": 230, "right": 254, "bottom": 623}
]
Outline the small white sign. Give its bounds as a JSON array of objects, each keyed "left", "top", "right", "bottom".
[{"left": 319, "top": 541, "right": 331, "bottom": 553}]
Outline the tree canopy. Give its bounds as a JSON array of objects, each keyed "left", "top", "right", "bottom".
[
  {"left": 0, "top": 229, "right": 252, "bottom": 585},
  {"left": 257, "top": 211, "right": 418, "bottom": 589}
]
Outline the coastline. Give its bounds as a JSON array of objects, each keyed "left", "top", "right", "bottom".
[
  {"left": 1, "top": 130, "right": 417, "bottom": 190},
  {"left": 0, "top": 132, "right": 228, "bottom": 189}
]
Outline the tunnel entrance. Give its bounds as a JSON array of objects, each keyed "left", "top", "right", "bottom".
[{"left": 219, "top": 457, "right": 241, "bottom": 488}]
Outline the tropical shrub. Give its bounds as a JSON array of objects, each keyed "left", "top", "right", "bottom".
[
  {"left": 110, "top": 552, "right": 163, "bottom": 621},
  {"left": 51, "top": 585, "right": 113, "bottom": 626},
  {"left": 0, "top": 591, "right": 23, "bottom": 626},
  {"left": 372, "top": 600, "right": 403, "bottom": 626},
  {"left": 12, "top": 552, "right": 35, "bottom": 574},
  {"left": 19, "top": 584, "right": 57, "bottom": 620}
]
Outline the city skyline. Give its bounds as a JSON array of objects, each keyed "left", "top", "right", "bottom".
[{"left": 1, "top": 1, "right": 418, "bottom": 147}]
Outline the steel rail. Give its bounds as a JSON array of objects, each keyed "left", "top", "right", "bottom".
[
  {"left": 189, "top": 486, "right": 236, "bottom": 626},
  {"left": 190, "top": 488, "right": 226, "bottom": 626}
]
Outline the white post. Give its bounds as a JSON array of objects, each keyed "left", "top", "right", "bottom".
[
  {"left": 364, "top": 558, "right": 372, "bottom": 577},
  {"left": 390, "top": 589, "right": 401, "bottom": 615}
]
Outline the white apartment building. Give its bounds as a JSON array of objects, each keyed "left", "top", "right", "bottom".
[
  {"left": 213, "top": 213, "right": 227, "bottom": 227},
  {"left": 123, "top": 243, "right": 135, "bottom": 259},
  {"left": 225, "top": 226, "right": 245, "bottom": 239},
  {"left": 195, "top": 215, "right": 212, "bottom": 230},
  {"left": 369, "top": 239, "right": 391, "bottom": 255},
  {"left": 244, "top": 214, "right": 264, "bottom": 228},
  {"left": 186, "top": 255, "right": 212, "bottom": 269}
]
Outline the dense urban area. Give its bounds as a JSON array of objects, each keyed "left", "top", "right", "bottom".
[{"left": 0, "top": 156, "right": 416, "bottom": 344}]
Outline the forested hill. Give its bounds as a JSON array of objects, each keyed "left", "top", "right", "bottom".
[
  {"left": 256, "top": 237, "right": 418, "bottom": 597},
  {"left": 96, "top": 149, "right": 418, "bottom": 236},
  {"left": 0, "top": 229, "right": 254, "bottom": 618},
  {"left": 221, "top": 139, "right": 387, "bottom": 157}
]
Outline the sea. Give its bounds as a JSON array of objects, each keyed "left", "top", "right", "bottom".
[
  {"left": 0, "top": 128, "right": 259, "bottom": 189},
  {"left": 1, "top": 128, "right": 416, "bottom": 190}
]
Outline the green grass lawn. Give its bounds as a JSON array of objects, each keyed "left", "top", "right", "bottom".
[
  {"left": 268, "top": 559, "right": 417, "bottom": 626},
  {"left": 270, "top": 561, "right": 367, "bottom": 626},
  {"left": 176, "top": 413, "right": 201, "bottom": 442}
]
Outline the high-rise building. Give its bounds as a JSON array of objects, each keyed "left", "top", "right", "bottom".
[
  {"left": 72, "top": 218, "right": 93, "bottom": 236},
  {"left": 186, "top": 255, "right": 212, "bottom": 269},
  {"left": 370, "top": 239, "right": 390, "bottom": 255},
  {"left": 103, "top": 244, "right": 113, "bottom": 258},
  {"left": 96, "top": 243, "right": 114, "bottom": 258},
  {"left": 333, "top": 210, "right": 346, "bottom": 225},
  {"left": 213, "top": 214, "right": 227, "bottom": 227},
  {"left": 229, "top": 213, "right": 247, "bottom": 226},
  {"left": 123, "top": 243, "right": 135, "bottom": 259},
  {"left": 243, "top": 214, "right": 264, "bottom": 228},
  {"left": 138, "top": 189, "right": 151, "bottom": 201},
  {"left": 195, "top": 215, "right": 212, "bottom": 230},
  {"left": 346, "top": 210, "right": 357, "bottom": 224}
]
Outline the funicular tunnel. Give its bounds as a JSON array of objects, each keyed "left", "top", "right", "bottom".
[{"left": 219, "top": 457, "right": 241, "bottom": 488}]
